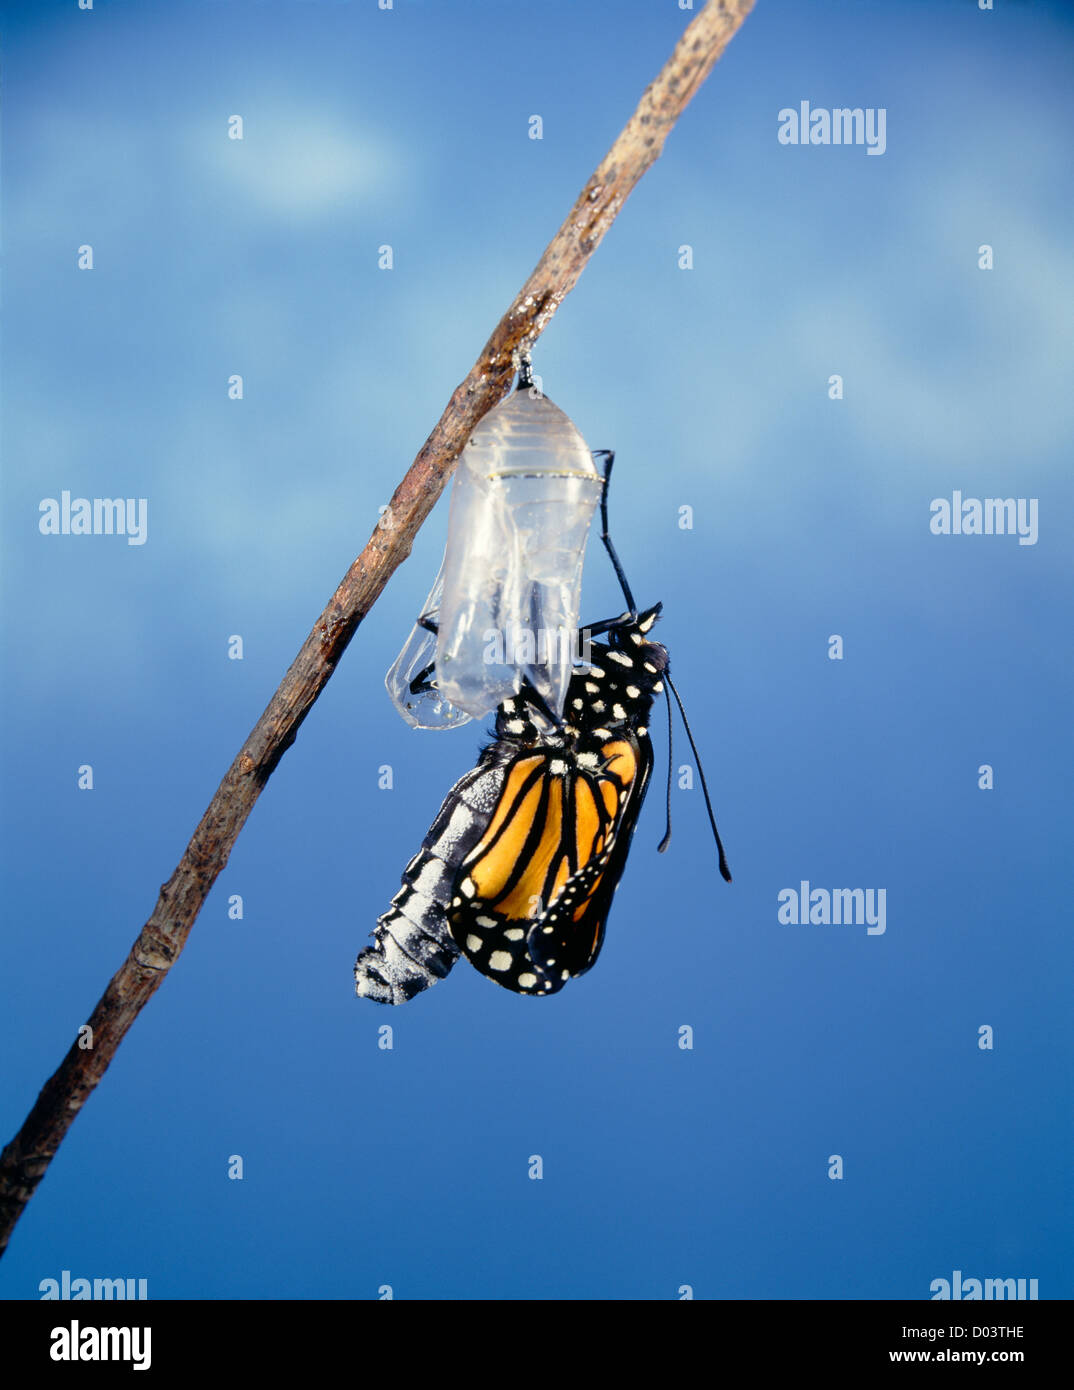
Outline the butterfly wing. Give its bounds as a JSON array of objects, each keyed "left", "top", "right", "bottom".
[
  {"left": 448, "top": 732, "right": 653, "bottom": 995},
  {"left": 527, "top": 734, "right": 654, "bottom": 985}
]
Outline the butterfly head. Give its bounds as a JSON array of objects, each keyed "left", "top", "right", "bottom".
[{"left": 603, "top": 602, "right": 667, "bottom": 671}]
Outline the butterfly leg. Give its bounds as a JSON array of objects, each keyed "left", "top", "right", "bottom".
[
  {"left": 405, "top": 618, "right": 441, "bottom": 696},
  {"left": 514, "top": 676, "right": 562, "bottom": 730}
]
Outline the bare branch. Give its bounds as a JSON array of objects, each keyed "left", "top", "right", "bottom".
[{"left": 0, "top": 0, "right": 755, "bottom": 1255}]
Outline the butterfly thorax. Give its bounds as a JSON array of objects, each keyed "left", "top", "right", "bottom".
[{"left": 490, "top": 603, "right": 667, "bottom": 752}]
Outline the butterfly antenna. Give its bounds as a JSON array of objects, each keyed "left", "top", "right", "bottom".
[
  {"left": 592, "top": 450, "right": 637, "bottom": 620},
  {"left": 658, "top": 677, "right": 674, "bottom": 853},
  {"left": 665, "top": 672, "right": 732, "bottom": 883}
]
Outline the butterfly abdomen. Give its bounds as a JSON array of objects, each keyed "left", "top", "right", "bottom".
[{"left": 354, "top": 755, "right": 511, "bottom": 1003}]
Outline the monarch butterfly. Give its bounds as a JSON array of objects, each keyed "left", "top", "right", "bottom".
[
  {"left": 386, "top": 370, "right": 604, "bottom": 730},
  {"left": 354, "top": 452, "right": 732, "bottom": 1004}
]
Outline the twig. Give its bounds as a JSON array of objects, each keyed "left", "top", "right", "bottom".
[{"left": 0, "top": 0, "right": 755, "bottom": 1255}]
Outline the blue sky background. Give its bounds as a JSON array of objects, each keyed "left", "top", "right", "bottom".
[{"left": 1, "top": 0, "right": 1071, "bottom": 1300}]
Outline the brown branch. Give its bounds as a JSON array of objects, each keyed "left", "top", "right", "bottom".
[{"left": 0, "top": 0, "right": 755, "bottom": 1256}]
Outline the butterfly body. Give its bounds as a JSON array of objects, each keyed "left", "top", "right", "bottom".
[{"left": 355, "top": 604, "right": 667, "bottom": 1003}]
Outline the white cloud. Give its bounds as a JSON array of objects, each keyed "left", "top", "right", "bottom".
[{"left": 202, "top": 109, "right": 402, "bottom": 222}]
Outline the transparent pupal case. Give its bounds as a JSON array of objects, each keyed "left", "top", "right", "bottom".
[
  {"left": 384, "top": 560, "right": 470, "bottom": 729},
  {"left": 385, "top": 388, "right": 603, "bottom": 729}
]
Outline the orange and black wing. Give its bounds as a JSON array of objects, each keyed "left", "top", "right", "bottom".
[{"left": 447, "top": 734, "right": 653, "bottom": 995}]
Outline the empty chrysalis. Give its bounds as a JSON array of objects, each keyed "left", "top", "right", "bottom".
[{"left": 386, "top": 374, "right": 604, "bottom": 728}]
